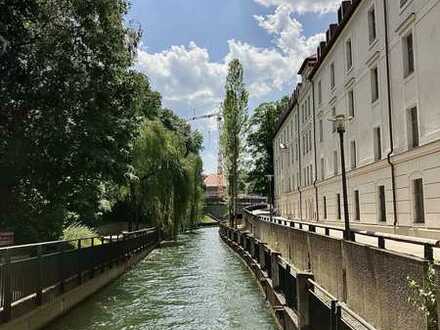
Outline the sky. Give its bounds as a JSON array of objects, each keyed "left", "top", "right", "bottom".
[{"left": 127, "top": 0, "right": 340, "bottom": 173}]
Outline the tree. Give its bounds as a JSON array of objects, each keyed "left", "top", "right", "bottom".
[
  {"left": 220, "top": 59, "right": 248, "bottom": 228},
  {"left": 246, "top": 97, "right": 289, "bottom": 197},
  {"left": 0, "top": 0, "right": 144, "bottom": 242}
]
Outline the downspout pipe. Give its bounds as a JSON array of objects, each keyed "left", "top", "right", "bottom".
[
  {"left": 295, "top": 96, "right": 303, "bottom": 220},
  {"left": 311, "top": 79, "right": 320, "bottom": 221},
  {"left": 383, "top": 0, "right": 398, "bottom": 227}
]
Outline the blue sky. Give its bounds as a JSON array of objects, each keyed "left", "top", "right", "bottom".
[{"left": 128, "top": 0, "right": 339, "bottom": 173}]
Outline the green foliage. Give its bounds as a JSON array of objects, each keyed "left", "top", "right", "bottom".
[
  {"left": 407, "top": 263, "right": 438, "bottom": 330},
  {"left": 246, "top": 97, "right": 289, "bottom": 196},
  {"left": 121, "top": 118, "right": 204, "bottom": 239},
  {"left": 61, "top": 222, "right": 99, "bottom": 248},
  {"left": 0, "top": 0, "right": 204, "bottom": 243},
  {"left": 220, "top": 59, "right": 248, "bottom": 226}
]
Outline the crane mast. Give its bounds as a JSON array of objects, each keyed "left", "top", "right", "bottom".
[{"left": 187, "top": 111, "right": 224, "bottom": 195}]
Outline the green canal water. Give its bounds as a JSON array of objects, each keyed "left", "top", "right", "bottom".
[{"left": 48, "top": 227, "right": 277, "bottom": 330}]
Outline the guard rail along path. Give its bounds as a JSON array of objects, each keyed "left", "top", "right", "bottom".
[
  {"left": 219, "top": 205, "right": 440, "bottom": 330},
  {"left": 0, "top": 228, "right": 160, "bottom": 330}
]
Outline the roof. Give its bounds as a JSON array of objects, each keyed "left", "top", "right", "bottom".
[
  {"left": 203, "top": 174, "right": 225, "bottom": 188},
  {"left": 310, "top": 0, "right": 362, "bottom": 79},
  {"left": 274, "top": 0, "right": 364, "bottom": 137}
]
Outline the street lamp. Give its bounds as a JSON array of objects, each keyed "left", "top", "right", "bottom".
[
  {"left": 330, "top": 114, "right": 353, "bottom": 240},
  {"left": 265, "top": 174, "right": 274, "bottom": 223}
]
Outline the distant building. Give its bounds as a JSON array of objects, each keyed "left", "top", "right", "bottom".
[
  {"left": 203, "top": 173, "right": 226, "bottom": 200},
  {"left": 273, "top": 0, "right": 440, "bottom": 228}
]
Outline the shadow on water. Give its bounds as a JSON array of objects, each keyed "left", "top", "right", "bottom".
[{"left": 47, "top": 227, "right": 277, "bottom": 330}]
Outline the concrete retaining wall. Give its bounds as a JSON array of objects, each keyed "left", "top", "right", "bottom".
[{"left": 244, "top": 213, "right": 428, "bottom": 330}]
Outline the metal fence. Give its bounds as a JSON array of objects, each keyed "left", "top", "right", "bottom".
[
  {"left": 0, "top": 228, "right": 159, "bottom": 322},
  {"left": 278, "top": 262, "right": 297, "bottom": 310},
  {"left": 308, "top": 279, "right": 375, "bottom": 330}
]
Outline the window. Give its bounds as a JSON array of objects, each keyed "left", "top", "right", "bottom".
[
  {"left": 348, "top": 89, "right": 355, "bottom": 117},
  {"left": 368, "top": 7, "right": 377, "bottom": 44},
  {"left": 320, "top": 157, "right": 325, "bottom": 180},
  {"left": 378, "top": 185, "right": 386, "bottom": 222},
  {"left": 374, "top": 127, "right": 382, "bottom": 160},
  {"left": 330, "top": 63, "right": 335, "bottom": 89},
  {"left": 413, "top": 178, "right": 425, "bottom": 223},
  {"left": 351, "top": 140, "right": 357, "bottom": 169},
  {"left": 408, "top": 107, "right": 419, "bottom": 149},
  {"left": 310, "top": 165, "right": 313, "bottom": 184},
  {"left": 403, "top": 32, "right": 415, "bottom": 77},
  {"left": 309, "top": 130, "right": 312, "bottom": 152},
  {"left": 332, "top": 107, "right": 336, "bottom": 133},
  {"left": 333, "top": 150, "right": 338, "bottom": 175},
  {"left": 318, "top": 80, "right": 322, "bottom": 105},
  {"left": 371, "top": 67, "right": 379, "bottom": 102},
  {"left": 346, "top": 39, "right": 353, "bottom": 71},
  {"left": 319, "top": 119, "right": 323, "bottom": 142},
  {"left": 337, "top": 193, "right": 341, "bottom": 219},
  {"left": 323, "top": 196, "right": 327, "bottom": 219},
  {"left": 354, "top": 190, "right": 360, "bottom": 221}
]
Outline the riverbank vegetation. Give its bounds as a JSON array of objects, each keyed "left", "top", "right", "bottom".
[{"left": 0, "top": 0, "right": 204, "bottom": 243}]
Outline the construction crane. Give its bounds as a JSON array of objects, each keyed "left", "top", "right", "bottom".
[{"left": 187, "top": 111, "right": 224, "bottom": 195}]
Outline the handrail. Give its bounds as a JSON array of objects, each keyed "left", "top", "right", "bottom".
[
  {"left": 308, "top": 279, "right": 376, "bottom": 330},
  {"left": 0, "top": 227, "right": 156, "bottom": 252},
  {"left": 244, "top": 206, "right": 437, "bottom": 260}
]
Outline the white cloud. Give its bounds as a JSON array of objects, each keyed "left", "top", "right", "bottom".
[
  {"left": 254, "top": 4, "right": 325, "bottom": 61},
  {"left": 254, "top": 0, "right": 340, "bottom": 14},
  {"left": 135, "top": 4, "right": 327, "bottom": 172}
]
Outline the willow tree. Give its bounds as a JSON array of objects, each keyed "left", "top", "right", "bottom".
[{"left": 221, "top": 59, "right": 248, "bottom": 228}]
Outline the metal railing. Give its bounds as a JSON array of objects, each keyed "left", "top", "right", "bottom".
[
  {"left": 249, "top": 209, "right": 439, "bottom": 261},
  {"left": 308, "top": 279, "right": 375, "bottom": 330},
  {"left": 0, "top": 228, "right": 159, "bottom": 322}
]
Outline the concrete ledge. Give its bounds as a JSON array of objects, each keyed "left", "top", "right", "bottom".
[{"left": 0, "top": 244, "right": 158, "bottom": 330}]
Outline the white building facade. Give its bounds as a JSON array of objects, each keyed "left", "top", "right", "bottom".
[{"left": 274, "top": 0, "right": 440, "bottom": 230}]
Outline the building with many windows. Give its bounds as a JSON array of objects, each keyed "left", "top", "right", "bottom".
[{"left": 273, "top": 0, "right": 440, "bottom": 230}]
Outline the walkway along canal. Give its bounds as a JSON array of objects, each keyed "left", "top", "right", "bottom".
[{"left": 48, "top": 227, "right": 277, "bottom": 330}]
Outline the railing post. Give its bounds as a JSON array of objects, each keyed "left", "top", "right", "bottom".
[
  {"left": 3, "top": 250, "right": 12, "bottom": 322},
  {"left": 330, "top": 300, "right": 337, "bottom": 330},
  {"left": 424, "top": 244, "right": 434, "bottom": 261},
  {"left": 296, "top": 272, "right": 314, "bottom": 330},
  {"left": 335, "top": 303, "right": 342, "bottom": 330},
  {"left": 378, "top": 236, "right": 385, "bottom": 249},
  {"left": 59, "top": 243, "right": 65, "bottom": 293},
  {"left": 271, "top": 253, "right": 281, "bottom": 290},
  {"left": 77, "top": 239, "right": 82, "bottom": 284},
  {"left": 36, "top": 245, "right": 43, "bottom": 305}
]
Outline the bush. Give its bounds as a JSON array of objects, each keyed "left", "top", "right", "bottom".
[{"left": 61, "top": 222, "right": 99, "bottom": 248}]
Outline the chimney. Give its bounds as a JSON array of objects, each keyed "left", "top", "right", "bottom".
[
  {"left": 329, "top": 24, "right": 338, "bottom": 39},
  {"left": 320, "top": 41, "right": 326, "bottom": 57},
  {"left": 338, "top": 7, "right": 343, "bottom": 24},
  {"left": 342, "top": 1, "right": 352, "bottom": 18}
]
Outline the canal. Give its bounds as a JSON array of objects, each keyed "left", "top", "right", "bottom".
[{"left": 48, "top": 226, "right": 277, "bottom": 330}]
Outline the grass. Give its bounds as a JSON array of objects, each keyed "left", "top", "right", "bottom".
[{"left": 199, "top": 215, "right": 218, "bottom": 225}]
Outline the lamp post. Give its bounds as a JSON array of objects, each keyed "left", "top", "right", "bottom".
[
  {"left": 265, "top": 174, "right": 274, "bottom": 223},
  {"left": 334, "top": 114, "right": 352, "bottom": 241}
]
